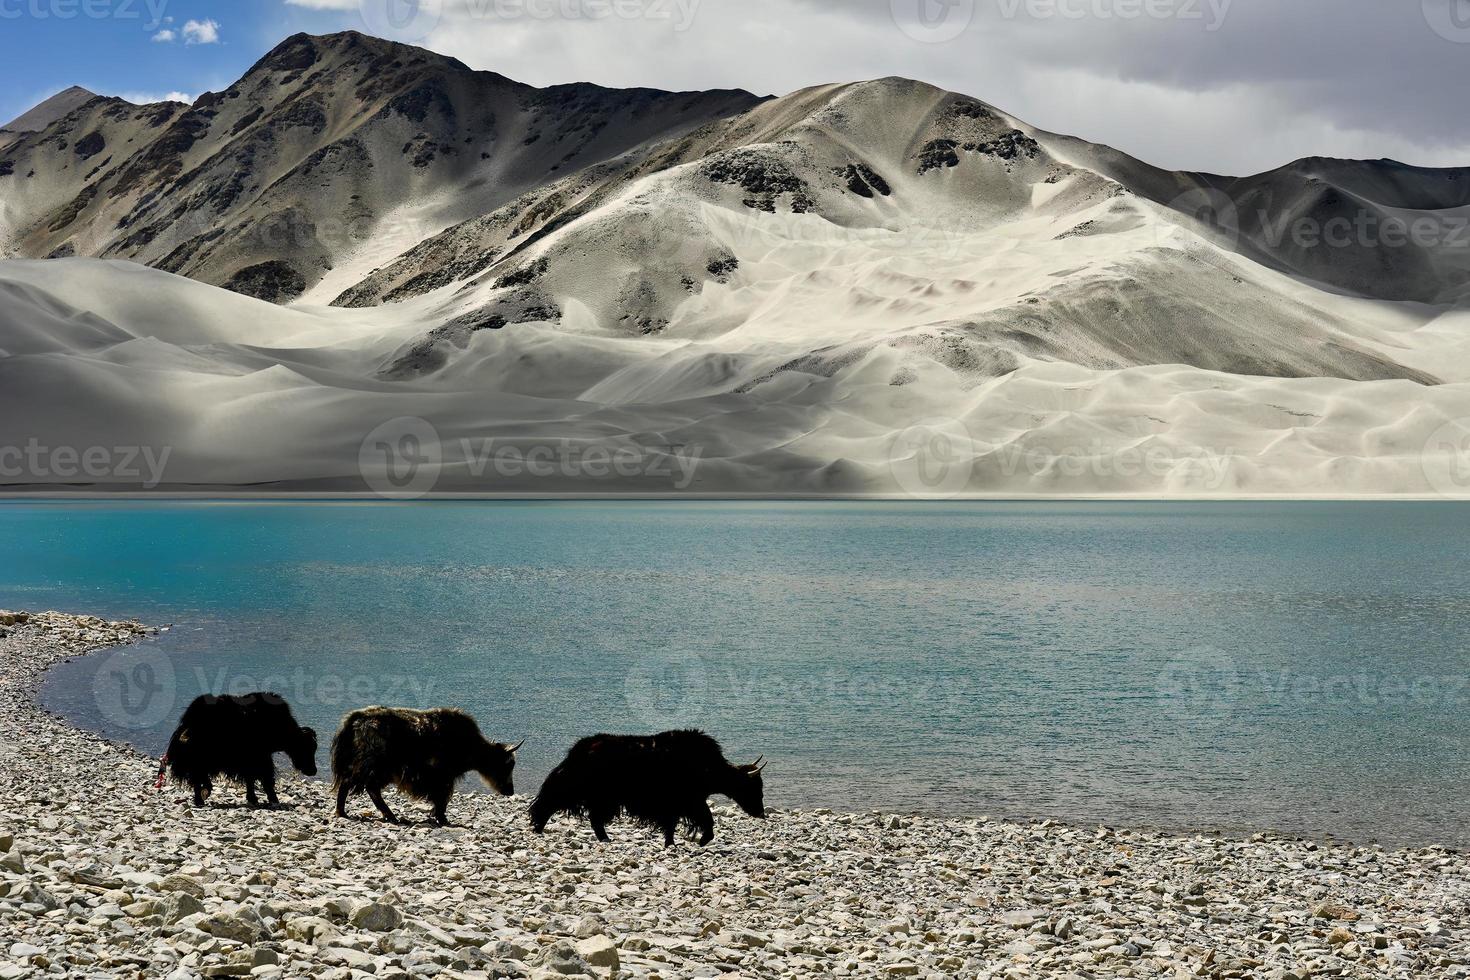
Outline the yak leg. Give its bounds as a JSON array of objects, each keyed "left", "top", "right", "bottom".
[
  {"left": 429, "top": 788, "right": 453, "bottom": 827},
  {"left": 660, "top": 818, "right": 678, "bottom": 848},
  {"left": 368, "top": 786, "right": 401, "bottom": 824},
  {"left": 588, "top": 805, "right": 614, "bottom": 842},
  {"left": 261, "top": 759, "right": 279, "bottom": 807},
  {"left": 335, "top": 784, "right": 351, "bottom": 818},
  {"left": 245, "top": 781, "right": 261, "bottom": 808},
  {"left": 691, "top": 802, "right": 716, "bottom": 846},
  {"left": 192, "top": 780, "right": 211, "bottom": 807}
]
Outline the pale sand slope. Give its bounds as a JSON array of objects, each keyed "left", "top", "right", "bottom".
[
  {"left": 2, "top": 611, "right": 1467, "bottom": 979},
  {"left": 2, "top": 258, "right": 1470, "bottom": 494},
  {"left": 348, "top": 76, "right": 1469, "bottom": 363}
]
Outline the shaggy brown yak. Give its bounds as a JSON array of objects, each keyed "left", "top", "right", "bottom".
[
  {"left": 531, "top": 730, "right": 766, "bottom": 846},
  {"left": 331, "top": 706, "right": 519, "bottom": 826}
]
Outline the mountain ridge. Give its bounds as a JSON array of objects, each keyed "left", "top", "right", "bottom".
[
  {"left": 0, "top": 85, "right": 100, "bottom": 134},
  {"left": 4, "top": 32, "right": 1467, "bottom": 308},
  {"left": 3, "top": 32, "right": 1470, "bottom": 495},
  {"left": 0, "top": 32, "right": 765, "bottom": 300}
]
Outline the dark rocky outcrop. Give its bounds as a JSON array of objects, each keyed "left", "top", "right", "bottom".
[{"left": 222, "top": 260, "right": 308, "bottom": 303}]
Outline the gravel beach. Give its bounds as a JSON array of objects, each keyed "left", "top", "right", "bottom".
[{"left": 1, "top": 611, "right": 1467, "bottom": 980}]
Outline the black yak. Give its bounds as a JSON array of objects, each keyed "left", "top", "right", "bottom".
[
  {"left": 530, "top": 730, "right": 766, "bottom": 846},
  {"left": 162, "top": 692, "right": 318, "bottom": 808},
  {"left": 332, "top": 706, "right": 520, "bottom": 826}
]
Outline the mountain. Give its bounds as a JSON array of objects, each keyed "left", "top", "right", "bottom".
[
  {"left": 1051, "top": 141, "right": 1470, "bottom": 304},
  {"left": 1, "top": 86, "right": 98, "bottom": 135},
  {"left": 1, "top": 32, "right": 1468, "bottom": 495},
  {"left": 328, "top": 74, "right": 1458, "bottom": 386},
  {"left": 1, "top": 87, "right": 100, "bottom": 157},
  {"left": 0, "top": 33, "right": 760, "bottom": 298}
]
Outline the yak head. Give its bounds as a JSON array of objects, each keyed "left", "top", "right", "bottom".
[
  {"left": 476, "top": 738, "right": 521, "bottom": 796},
  {"left": 729, "top": 757, "right": 768, "bottom": 818},
  {"left": 287, "top": 726, "right": 319, "bottom": 777}
]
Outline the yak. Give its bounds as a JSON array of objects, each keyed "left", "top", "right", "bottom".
[
  {"left": 332, "top": 706, "right": 520, "bottom": 826},
  {"left": 530, "top": 730, "right": 766, "bottom": 847},
  {"left": 162, "top": 692, "right": 318, "bottom": 808}
]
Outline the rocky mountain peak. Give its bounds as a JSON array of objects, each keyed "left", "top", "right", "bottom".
[{"left": 1, "top": 86, "right": 101, "bottom": 133}]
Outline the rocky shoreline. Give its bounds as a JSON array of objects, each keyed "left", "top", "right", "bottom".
[{"left": 1, "top": 611, "right": 1467, "bottom": 979}]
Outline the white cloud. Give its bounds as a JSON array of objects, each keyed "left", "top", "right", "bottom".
[
  {"left": 151, "top": 29, "right": 176, "bottom": 42},
  {"left": 181, "top": 19, "right": 221, "bottom": 45},
  {"left": 115, "top": 91, "right": 195, "bottom": 106}
]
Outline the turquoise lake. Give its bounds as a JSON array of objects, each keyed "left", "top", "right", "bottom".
[{"left": 4, "top": 500, "right": 1467, "bottom": 846}]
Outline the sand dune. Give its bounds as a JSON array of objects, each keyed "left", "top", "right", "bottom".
[{"left": 1, "top": 259, "right": 1467, "bottom": 495}]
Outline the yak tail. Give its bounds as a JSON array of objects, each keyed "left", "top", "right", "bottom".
[{"left": 330, "top": 715, "right": 358, "bottom": 792}]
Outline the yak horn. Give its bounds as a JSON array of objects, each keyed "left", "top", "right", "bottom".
[
  {"left": 507, "top": 739, "right": 525, "bottom": 754},
  {"left": 751, "top": 755, "right": 764, "bottom": 769}
]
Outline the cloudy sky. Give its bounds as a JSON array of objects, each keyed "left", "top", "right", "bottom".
[{"left": 2, "top": 0, "right": 1468, "bottom": 174}]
